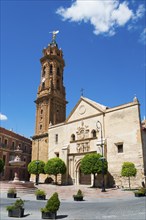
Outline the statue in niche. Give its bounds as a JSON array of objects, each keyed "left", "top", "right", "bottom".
[{"left": 76, "top": 144, "right": 80, "bottom": 153}]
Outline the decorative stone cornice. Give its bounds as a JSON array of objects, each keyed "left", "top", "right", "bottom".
[{"left": 31, "top": 133, "right": 48, "bottom": 140}]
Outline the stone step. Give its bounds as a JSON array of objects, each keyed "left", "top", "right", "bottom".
[{"left": 0, "top": 181, "right": 37, "bottom": 193}]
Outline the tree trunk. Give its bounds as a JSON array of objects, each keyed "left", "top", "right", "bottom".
[
  {"left": 128, "top": 176, "right": 131, "bottom": 189},
  {"left": 55, "top": 175, "right": 57, "bottom": 184},
  {"left": 92, "top": 173, "right": 96, "bottom": 187}
]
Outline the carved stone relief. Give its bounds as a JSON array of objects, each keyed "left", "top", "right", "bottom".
[
  {"left": 76, "top": 142, "right": 90, "bottom": 153},
  {"left": 76, "top": 121, "right": 89, "bottom": 140},
  {"left": 75, "top": 121, "right": 90, "bottom": 153}
]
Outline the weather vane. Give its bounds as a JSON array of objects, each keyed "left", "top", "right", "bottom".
[{"left": 49, "top": 30, "right": 59, "bottom": 42}]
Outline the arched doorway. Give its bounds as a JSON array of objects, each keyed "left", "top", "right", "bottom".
[{"left": 79, "top": 168, "right": 91, "bottom": 185}]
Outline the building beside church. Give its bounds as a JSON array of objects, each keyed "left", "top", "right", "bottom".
[
  {"left": 31, "top": 34, "right": 146, "bottom": 188},
  {"left": 0, "top": 127, "right": 32, "bottom": 181}
]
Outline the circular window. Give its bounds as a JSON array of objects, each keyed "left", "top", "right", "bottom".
[{"left": 79, "top": 105, "right": 86, "bottom": 115}]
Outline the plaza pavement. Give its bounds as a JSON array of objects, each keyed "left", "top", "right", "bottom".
[
  {"left": 1, "top": 183, "right": 146, "bottom": 219},
  {"left": 36, "top": 184, "right": 134, "bottom": 201}
]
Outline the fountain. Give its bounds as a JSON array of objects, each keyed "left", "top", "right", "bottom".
[
  {"left": 9, "top": 146, "right": 26, "bottom": 183},
  {"left": 8, "top": 145, "right": 35, "bottom": 188}
]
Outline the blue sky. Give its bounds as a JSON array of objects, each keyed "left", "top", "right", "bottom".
[{"left": 1, "top": 0, "right": 146, "bottom": 138}]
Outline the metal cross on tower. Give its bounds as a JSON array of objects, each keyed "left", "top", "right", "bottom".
[{"left": 81, "top": 88, "right": 84, "bottom": 96}]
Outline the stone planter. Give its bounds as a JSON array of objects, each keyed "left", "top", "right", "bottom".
[
  {"left": 73, "top": 196, "right": 83, "bottom": 201},
  {"left": 8, "top": 208, "right": 24, "bottom": 217},
  {"left": 42, "top": 211, "right": 56, "bottom": 219},
  {"left": 7, "top": 193, "right": 17, "bottom": 198},
  {"left": 134, "top": 192, "right": 145, "bottom": 197},
  {"left": 36, "top": 195, "right": 46, "bottom": 200}
]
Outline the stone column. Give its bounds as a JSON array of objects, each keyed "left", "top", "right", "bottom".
[
  {"left": 76, "top": 170, "right": 79, "bottom": 185},
  {"left": 61, "top": 145, "right": 69, "bottom": 184}
]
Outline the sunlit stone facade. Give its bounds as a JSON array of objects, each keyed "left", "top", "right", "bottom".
[{"left": 31, "top": 36, "right": 146, "bottom": 188}]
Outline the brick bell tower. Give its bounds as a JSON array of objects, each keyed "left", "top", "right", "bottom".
[{"left": 31, "top": 31, "right": 67, "bottom": 181}]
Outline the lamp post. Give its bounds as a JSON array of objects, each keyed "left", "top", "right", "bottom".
[
  {"left": 96, "top": 120, "right": 106, "bottom": 192},
  {"left": 35, "top": 160, "right": 39, "bottom": 185}
]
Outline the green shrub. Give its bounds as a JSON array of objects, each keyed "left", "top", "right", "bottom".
[
  {"left": 27, "top": 160, "right": 45, "bottom": 175},
  {"left": 80, "top": 153, "right": 108, "bottom": 187},
  {"left": 139, "top": 187, "right": 146, "bottom": 194},
  {"left": 44, "top": 158, "right": 66, "bottom": 184},
  {"left": 41, "top": 192, "right": 60, "bottom": 213},
  {"left": 121, "top": 162, "right": 137, "bottom": 189},
  {"left": 35, "top": 189, "right": 46, "bottom": 196},
  {"left": 134, "top": 187, "right": 146, "bottom": 195},
  {"left": 77, "top": 189, "right": 83, "bottom": 196},
  {"left": 73, "top": 189, "right": 84, "bottom": 198},
  {"left": 7, "top": 187, "right": 17, "bottom": 194},
  {"left": 6, "top": 199, "right": 24, "bottom": 211}
]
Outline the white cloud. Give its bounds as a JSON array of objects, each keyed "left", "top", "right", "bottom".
[
  {"left": 56, "top": 0, "right": 144, "bottom": 36},
  {"left": 111, "top": 2, "right": 133, "bottom": 26},
  {"left": 133, "top": 4, "right": 145, "bottom": 21},
  {"left": 139, "top": 28, "right": 146, "bottom": 45},
  {"left": 0, "top": 113, "right": 8, "bottom": 121}
]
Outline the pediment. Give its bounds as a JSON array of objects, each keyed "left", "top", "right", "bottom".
[{"left": 66, "top": 96, "right": 107, "bottom": 123}]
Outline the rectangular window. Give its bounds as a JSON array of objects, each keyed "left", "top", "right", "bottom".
[
  {"left": 55, "top": 134, "right": 58, "bottom": 144},
  {"left": 9, "top": 154, "right": 15, "bottom": 161},
  {"left": 55, "top": 152, "right": 59, "bottom": 157},
  {"left": 117, "top": 144, "right": 123, "bottom": 153},
  {"left": 4, "top": 139, "right": 8, "bottom": 147},
  {"left": 24, "top": 145, "right": 27, "bottom": 152},
  {"left": 11, "top": 141, "right": 15, "bottom": 149},
  {"left": 3, "top": 155, "right": 6, "bottom": 163}
]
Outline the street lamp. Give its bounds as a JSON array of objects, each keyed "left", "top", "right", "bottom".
[
  {"left": 96, "top": 120, "right": 106, "bottom": 192},
  {"left": 35, "top": 160, "right": 39, "bottom": 185}
]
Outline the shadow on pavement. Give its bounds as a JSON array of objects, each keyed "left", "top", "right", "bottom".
[
  {"left": 23, "top": 213, "right": 30, "bottom": 217},
  {"left": 56, "top": 215, "right": 68, "bottom": 219}
]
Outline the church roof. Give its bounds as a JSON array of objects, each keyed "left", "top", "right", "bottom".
[
  {"left": 66, "top": 96, "right": 108, "bottom": 123},
  {"left": 81, "top": 96, "right": 108, "bottom": 112}
]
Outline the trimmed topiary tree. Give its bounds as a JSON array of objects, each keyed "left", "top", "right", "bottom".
[
  {"left": 121, "top": 162, "right": 137, "bottom": 189},
  {"left": 6, "top": 199, "right": 25, "bottom": 218},
  {"left": 0, "top": 159, "right": 4, "bottom": 173},
  {"left": 73, "top": 189, "right": 84, "bottom": 201},
  {"left": 41, "top": 192, "right": 60, "bottom": 213},
  {"left": 80, "top": 153, "right": 108, "bottom": 187},
  {"left": 44, "top": 158, "right": 66, "bottom": 184},
  {"left": 27, "top": 160, "right": 45, "bottom": 184},
  {"left": 41, "top": 192, "right": 60, "bottom": 219}
]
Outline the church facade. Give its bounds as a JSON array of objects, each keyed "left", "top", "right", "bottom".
[{"left": 31, "top": 35, "right": 146, "bottom": 188}]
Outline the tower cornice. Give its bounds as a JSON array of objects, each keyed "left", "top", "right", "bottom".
[
  {"left": 40, "top": 55, "right": 65, "bottom": 66},
  {"left": 35, "top": 93, "right": 67, "bottom": 104},
  {"left": 31, "top": 133, "right": 48, "bottom": 140}
]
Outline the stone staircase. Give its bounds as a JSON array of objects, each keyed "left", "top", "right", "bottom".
[{"left": 0, "top": 181, "right": 37, "bottom": 193}]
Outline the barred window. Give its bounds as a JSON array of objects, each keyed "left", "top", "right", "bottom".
[{"left": 55, "top": 134, "right": 58, "bottom": 144}]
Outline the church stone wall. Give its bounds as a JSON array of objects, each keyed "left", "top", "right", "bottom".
[
  {"left": 105, "top": 102, "right": 144, "bottom": 188},
  {"left": 48, "top": 114, "right": 105, "bottom": 185},
  {"left": 48, "top": 99, "right": 145, "bottom": 188}
]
